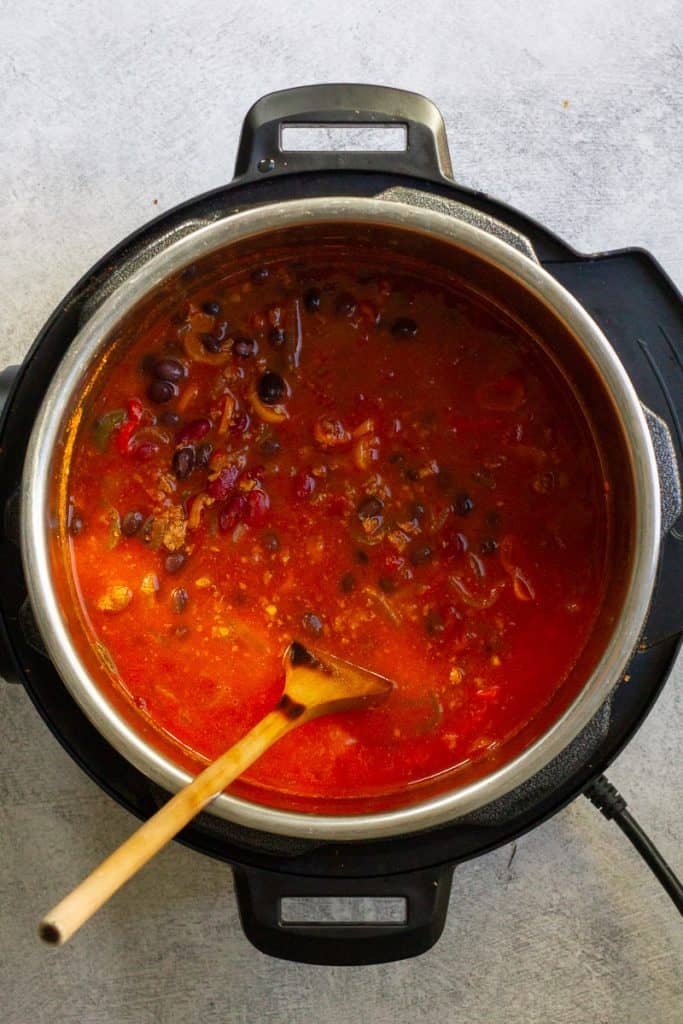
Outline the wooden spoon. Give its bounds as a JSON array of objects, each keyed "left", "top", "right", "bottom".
[{"left": 39, "top": 641, "right": 393, "bottom": 947}]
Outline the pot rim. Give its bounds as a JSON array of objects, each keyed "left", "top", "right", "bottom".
[{"left": 21, "top": 196, "right": 661, "bottom": 840}]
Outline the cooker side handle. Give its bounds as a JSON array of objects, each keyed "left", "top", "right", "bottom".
[
  {"left": 233, "top": 84, "right": 454, "bottom": 183},
  {"left": 233, "top": 863, "right": 454, "bottom": 965}
]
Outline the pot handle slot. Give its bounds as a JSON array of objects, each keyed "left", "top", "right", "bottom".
[
  {"left": 232, "top": 863, "right": 454, "bottom": 965},
  {"left": 641, "top": 404, "right": 682, "bottom": 536},
  {"left": 233, "top": 84, "right": 454, "bottom": 183},
  {"left": 640, "top": 403, "right": 683, "bottom": 645}
]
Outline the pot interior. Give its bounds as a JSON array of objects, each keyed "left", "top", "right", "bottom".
[{"left": 34, "top": 210, "right": 643, "bottom": 832}]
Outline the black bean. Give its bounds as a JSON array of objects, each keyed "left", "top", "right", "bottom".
[
  {"left": 269, "top": 326, "right": 287, "bottom": 348},
  {"left": 160, "top": 410, "right": 181, "bottom": 427},
  {"left": 258, "top": 435, "right": 281, "bottom": 457},
  {"left": 153, "top": 358, "right": 185, "bottom": 383},
  {"left": 148, "top": 379, "right": 178, "bottom": 404},
  {"left": 68, "top": 510, "right": 84, "bottom": 536},
  {"left": 141, "top": 516, "right": 156, "bottom": 544},
  {"left": 355, "top": 549, "right": 369, "bottom": 565},
  {"left": 172, "top": 446, "right": 195, "bottom": 480},
  {"left": 195, "top": 441, "right": 213, "bottom": 468},
  {"left": 389, "top": 451, "right": 406, "bottom": 465},
  {"left": 357, "top": 495, "right": 384, "bottom": 520},
  {"left": 410, "top": 544, "right": 433, "bottom": 566},
  {"left": 232, "top": 335, "right": 255, "bottom": 358},
  {"left": 304, "top": 288, "right": 321, "bottom": 313},
  {"left": 454, "top": 492, "right": 475, "bottom": 516},
  {"left": 486, "top": 509, "right": 500, "bottom": 529},
  {"left": 171, "top": 587, "right": 189, "bottom": 613},
  {"left": 121, "top": 510, "right": 144, "bottom": 537},
  {"left": 257, "top": 370, "right": 286, "bottom": 405},
  {"left": 201, "top": 332, "right": 223, "bottom": 353},
  {"left": 405, "top": 467, "right": 420, "bottom": 482},
  {"left": 378, "top": 575, "right": 397, "bottom": 593},
  {"left": 262, "top": 531, "right": 280, "bottom": 552},
  {"left": 336, "top": 293, "right": 357, "bottom": 317},
  {"left": 251, "top": 267, "right": 269, "bottom": 284},
  {"left": 480, "top": 537, "right": 498, "bottom": 554},
  {"left": 340, "top": 572, "right": 356, "bottom": 593},
  {"left": 164, "top": 551, "right": 186, "bottom": 574},
  {"left": 410, "top": 502, "right": 426, "bottom": 521},
  {"left": 202, "top": 300, "right": 221, "bottom": 316},
  {"left": 302, "top": 611, "right": 323, "bottom": 636},
  {"left": 425, "top": 609, "right": 445, "bottom": 635},
  {"left": 391, "top": 317, "right": 418, "bottom": 338}
]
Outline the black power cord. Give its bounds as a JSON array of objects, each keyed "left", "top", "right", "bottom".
[{"left": 584, "top": 774, "right": 683, "bottom": 916}]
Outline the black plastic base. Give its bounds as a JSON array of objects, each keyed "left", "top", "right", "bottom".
[{"left": 1, "top": 105, "right": 682, "bottom": 962}]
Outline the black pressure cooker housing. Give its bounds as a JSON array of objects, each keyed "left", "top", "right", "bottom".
[{"left": 1, "top": 86, "right": 682, "bottom": 964}]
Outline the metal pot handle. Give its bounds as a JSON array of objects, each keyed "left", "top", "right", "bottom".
[
  {"left": 233, "top": 84, "right": 454, "bottom": 183},
  {"left": 233, "top": 863, "right": 454, "bottom": 964}
]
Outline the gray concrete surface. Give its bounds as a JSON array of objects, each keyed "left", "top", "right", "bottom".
[{"left": 1, "top": 2, "right": 681, "bottom": 1021}]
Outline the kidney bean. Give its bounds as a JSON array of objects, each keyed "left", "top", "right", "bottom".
[
  {"left": 245, "top": 488, "right": 270, "bottom": 526},
  {"left": 219, "top": 493, "right": 248, "bottom": 532},
  {"left": 207, "top": 464, "right": 240, "bottom": 500},
  {"left": 132, "top": 441, "right": 160, "bottom": 462},
  {"left": 176, "top": 418, "right": 212, "bottom": 445}
]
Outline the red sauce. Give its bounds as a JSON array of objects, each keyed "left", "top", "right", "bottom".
[{"left": 64, "top": 249, "right": 609, "bottom": 807}]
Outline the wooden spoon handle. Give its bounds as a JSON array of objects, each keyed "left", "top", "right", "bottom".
[{"left": 39, "top": 708, "right": 293, "bottom": 946}]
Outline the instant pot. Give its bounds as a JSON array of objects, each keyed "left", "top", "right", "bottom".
[{"left": 1, "top": 85, "right": 681, "bottom": 963}]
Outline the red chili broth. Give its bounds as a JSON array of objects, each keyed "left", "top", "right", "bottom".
[{"left": 63, "top": 249, "right": 609, "bottom": 807}]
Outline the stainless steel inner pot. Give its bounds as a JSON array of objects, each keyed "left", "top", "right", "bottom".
[{"left": 21, "top": 194, "right": 661, "bottom": 839}]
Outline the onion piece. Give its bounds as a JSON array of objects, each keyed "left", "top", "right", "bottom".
[
  {"left": 449, "top": 575, "right": 501, "bottom": 609},
  {"left": 314, "top": 416, "right": 351, "bottom": 448},
  {"left": 513, "top": 570, "right": 535, "bottom": 602},
  {"left": 250, "top": 387, "right": 289, "bottom": 423}
]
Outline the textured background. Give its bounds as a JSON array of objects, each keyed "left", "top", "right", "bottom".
[{"left": 1, "top": 1, "right": 681, "bottom": 1021}]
